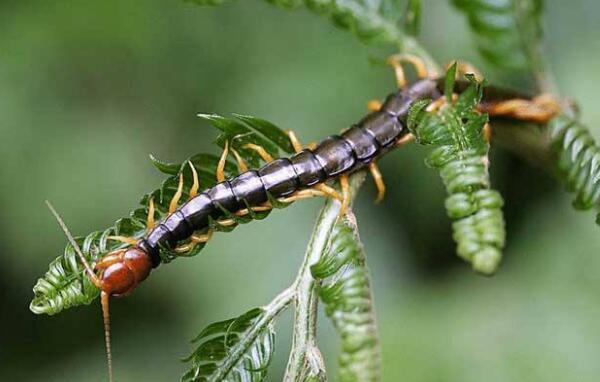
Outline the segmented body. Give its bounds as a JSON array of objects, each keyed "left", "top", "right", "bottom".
[{"left": 138, "top": 79, "right": 442, "bottom": 268}]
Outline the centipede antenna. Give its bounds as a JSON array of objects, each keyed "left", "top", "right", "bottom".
[
  {"left": 45, "top": 201, "right": 102, "bottom": 289},
  {"left": 101, "top": 291, "right": 114, "bottom": 382}
]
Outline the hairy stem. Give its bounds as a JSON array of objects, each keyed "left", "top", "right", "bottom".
[{"left": 284, "top": 173, "right": 366, "bottom": 381}]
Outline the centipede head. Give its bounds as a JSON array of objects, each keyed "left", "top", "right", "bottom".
[{"left": 96, "top": 247, "right": 153, "bottom": 297}]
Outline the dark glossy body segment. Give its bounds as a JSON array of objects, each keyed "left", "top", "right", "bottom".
[{"left": 140, "top": 79, "right": 447, "bottom": 264}]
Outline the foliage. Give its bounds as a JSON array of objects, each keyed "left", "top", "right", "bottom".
[
  {"left": 30, "top": 115, "right": 295, "bottom": 316},
  {"left": 407, "top": 66, "right": 506, "bottom": 274},
  {"left": 28, "top": 1, "right": 600, "bottom": 381},
  {"left": 550, "top": 113, "right": 600, "bottom": 223},
  {"left": 453, "top": 0, "right": 544, "bottom": 71},
  {"left": 311, "top": 214, "right": 380, "bottom": 382},
  {"left": 182, "top": 303, "right": 284, "bottom": 382}
]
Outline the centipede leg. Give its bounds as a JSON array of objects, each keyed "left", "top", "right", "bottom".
[
  {"left": 94, "top": 251, "right": 125, "bottom": 270},
  {"left": 106, "top": 235, "right": 138, "bottom": 246},
  {"left": 387, "top": 53, "right": 430, "bottom": 88},
  {"left": 396, "top": 134, "right": 415, "bottom": 147},
  {"left": 368, "top": 161, "right": 386, "bottom": 203},
  {"left": 216, "top": 141, "right": 229, "bottom": 183},
  {"left": 188, "top": 161, "right": 199, "bottom": 199},
  {"left": 367, "top": 100, "right": 383, "bottom": 112},
  {"left": 231, "top": 148, "right": 248, "bottom": 172},
  {"left": 339, "top": 175, "right": 350, "bottom": 216},
  {"left": 278, "top": 188, "right": 329, "bottom": 203},
  {"left": 480, "top": 94, "right": 561, "bottom": 123},
  {"left": 242, "top": 143, "right": 274, "bottom": 163},
  {"left": 175, "top": 230, "right": 214, "bottom": 253},
  {"left": 146, "top": 197, "right": 156, "bottom": 232},
  {"left": 169, "top": 173, "right": 184, "bottom": 214},
  {"left": 314, "top": 183, "right": 343, "bottom": 201},
  {"left": 288, "top": 130, "right": 317, "bottom": 153},
  {"left": 288, "top": 130, "right": 303, "bottom": 154}
]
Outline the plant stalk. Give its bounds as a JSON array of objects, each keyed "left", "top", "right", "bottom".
[{"left": 284, "top": 173, "right": 366, "bottom": 381}]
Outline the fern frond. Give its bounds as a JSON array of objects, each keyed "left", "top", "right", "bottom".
[
  {"left": 311, "top": 214, "right": 381, "bottom": 382},
  {"left": 182, "top": 288, "right": 293, "bottom": 382},
  {"left": 550, "top": 114, "right": 600, "bottom": 221},
  {"left": 30, "top": 115, "right": 294, "bottom": 315},
  {"left": 408, "top": 69, "right": 506, "bottom": 274},
  {"left": 453, "top": 0, "right": 544, "bottom": 71}
]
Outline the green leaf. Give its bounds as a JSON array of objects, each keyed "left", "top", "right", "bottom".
[
  {"left": 150, "top": 154, "right": 181, "bottom": 175},
  {"left": 311, "top": 215, "right": 381, "bottom": 382},
  {"left": 410, "top": 68, "right": 505, "bottom": 275},
  {"left": 452, "top": 0, "right": 544, "bottom": 71},
  {"left": 30, "top": 114, "right": 295, "bottom": 315},
  {"left": 182, "top": 308, "right": 274, "bottom": 382},
  {"left": 182, "top": 288, "right": 293, "bottom": 382},
  {"left": 444, "top": 61, "right": 457, "bottom": 102}
]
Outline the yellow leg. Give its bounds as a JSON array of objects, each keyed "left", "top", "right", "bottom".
[
  {"left": 288, "top": 130, "right": 303, "bottom": 154},
  {"left": 174, "top": 230, "right": 214, "bottom": 253},
  {"left": 188, "top": 161, "right": 199, "bottom": 199},
  {"left": 368, "top": 162, "right": 386, "bottom": 203},
  {"left": 169, "top": 173, "right": 184, "bottom": 214},
  {"left": 314, "top": 183, "right": 343, "bottom": 201},
  {"left": 242, "top": 143, "right": 274, "bottom": 163},
  {"left": 107, "top": 235, "right": 138, "bottom": 246},
  {"left": 339, "top": 175, "right": 350, "bottom": 217},
  {"left": 147, "top": 197, "right": 156, "bottom": 232},
  {"left": 94, "top": 251, "right": 125, "bottom": 270},
  {"left": 426, "top": 96, "right": 448, "bottom": 113},
  {"left": 234, "top": 205, "right": 272, "bottom": 217},
  {"left": 396, "top": 133, "right": 415, "bottom": 147},
  {"left": 231, "top": 148, "right": 248, "bottom": 172},
  {"left": 217, "top": 141, "right": 229, "bottom": 183},
  {"left": 191, "top": 230, "right": 214, "bottom": 243},
  {"left": 368, "top": 99, "right": 383, "bottom": 112},
  {"left": 479, "top": 94, "right": 561, "bottom": 123},
  {"left": 387, "top": 53, "right": 430, "bottom": 88},
  {"left": 277, "top": 188, "right": 330, "bottom": 204}
]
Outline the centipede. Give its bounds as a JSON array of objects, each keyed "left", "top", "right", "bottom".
[{"left": 33, "top": 56, "right": 561, "bottom": 381}]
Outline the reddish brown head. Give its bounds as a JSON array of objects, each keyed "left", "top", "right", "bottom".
[{"left": 97, "top": 247, "right": 153, "bottom": 297}]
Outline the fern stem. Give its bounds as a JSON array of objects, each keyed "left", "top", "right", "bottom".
[{"left": 284, "top": 173, "right": 366, "bottom": 381}]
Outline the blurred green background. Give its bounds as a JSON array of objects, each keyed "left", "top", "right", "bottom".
[{"left": 2, "top": 1, "right": 600, "bottom": 380}]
